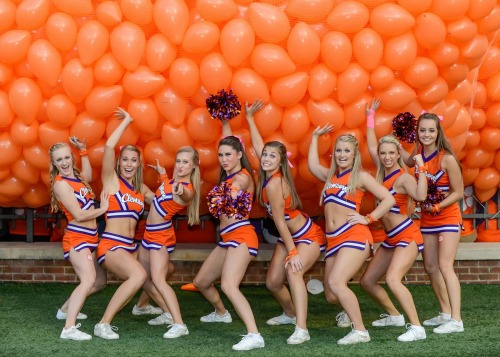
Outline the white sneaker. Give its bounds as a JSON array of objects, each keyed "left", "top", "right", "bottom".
[
  {"left": 60, "top": 323, "right": 92, "bottom": 340},
  {"left": 200, "top": 310, "right": 232, "bottom": 323},
  {"left": 56, "top": 309, "right": 88, "bottom": 320},
  {"left": 337, "top": 328, "right": 371, "bottom": 345},
  {"left": 372, "top": 314, "right": 405, "bottom": 327},
  {"left": 286, "top": 326, "right": 310, "bottom": 345},
  {"left": 423, "top": 312, "right": 451, "bottom": 326},
  {"left": 132, "top": 304, "right": 162, "bottom": 315},
  {"left": 266, "top": 312, "right": 296, "bottom": 326},
  {"left": 232, "top": 333, "right": 265, "bottom": 351},
  {"left": 336, "top": 311, "right": 351, "bottom": 328},
  {"left": 163, "top": 324, "right": 189, "bottom": 339},
  {"left": 94, "top": 323, "right": 119, "bottom": 340},
  {"left": 148, "top": 312, "right": 173, "bottom": 325},
  {"left": 433, "top": 319, "right": 464, "bottom": 334},
  {"left": 397, "top": 324, "right": 427, "bottom": 342}
]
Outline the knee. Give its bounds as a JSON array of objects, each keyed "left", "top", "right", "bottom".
[
  {"left": 220, "top": 280, "right": 238, "bottom": 298},
  {"left": 193, "top": 276, "right": 210, "bottom": 291},
  {"left": 266, "top": 276, "right": 282, "bottom": 292},
  {"left": 134, "top": 269, "right": 147, "bottom": 286},
  {"left": 93, "top": 275, "right": 107, "bottom": 292},
  {"left": 385, "top": 274, "right": 401, "bottom": 291},
  {"left": 438, "top": 261, "right": 455, "bottom": 277},
  {"left": 324, "top": 289, "right": 339, "bottom": 304},
  {"left": 424, "top": 261, "right": 439, "bottom": 276},
  {"left": 359, "top": 275, "right": 373, "bottom": 292}
]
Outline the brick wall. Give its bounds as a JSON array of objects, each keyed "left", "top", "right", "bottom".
[{"left": 1, "top": 259, "right": 499, "bottom": 285}]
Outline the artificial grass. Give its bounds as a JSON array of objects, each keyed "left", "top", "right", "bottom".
[{"left": 1, "top": 282, "right": 499, "bottom": 357}]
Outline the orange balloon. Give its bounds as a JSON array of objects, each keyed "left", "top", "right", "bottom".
[
  {"left": 121, "top": 0, "right": 153, "bottom": 25},
  {"left": 475, "top": 187, "right": 497, "bottom": 203},
  {"left": 8, "top": 78, "right": 42, "bottom": 125},
  {"left": 0, "top": 63, "right": 13, "bottom": 86},
  {"left": 38, "top": 122, "right": 69, "bottom": 149},
  {"left": 77, "top": 20, "right": 109, "bottom": 66},
  {"left": 337, "top": 63, "right": 369, "bottom": 104},
  {"left": 447, "top": 131, "right": 467, "bottom": 154},
  {"left": 287, "top": 22, "right": 321, "bottom": 66},
  {"left": 23, "top": 142, "right": 49, "bottom": 170},
  {"left": 477, "top": 47, "right": 500, "bottom": 81},
  {"left": 308, "top": 64, "right": 336, "bottom": 100},
  {"left": 161, "top": 123, "right": 193, "bottom": 153},
  {"left": 69, "top": 112, "right": 106, "bottom": 147},
  {"left": 480, "top": 126, "right": 500, "bottom": 151},
  {"left": 475, "top": 167, "right": 500, "bottom": 190},
  {"left": 231, "top": 68, "right": 270, "bottom": 104},
  {"left": 281, "top": 104, "right": 310, "bottom": 143},
  {"left": 0, "top": 132, "right": 22, "bottom": 167},
  {"left": 154, "top": 83, "right": 188, "bottom": 126},
  {"left": 477, "top": 5, "right": 500, "bottom": 35},
  {"left": 418, "top": 77, "right": 448, "bottom": 104},
  {"left": 85, "top": 85, "right": 124, "bottom": 118},
  {"left": 0, "top": 30, "right": 32, "bottom": 65},
  {"left": 467, "top": 0, "right": 496, "bottom": 20},
  {"left": 187, "top": 107, "right": 220, "bottom": 144},
  {"left": 0, "top": 90, "right": 15, "bottom": 128},
  {"left": 461, "top": 34, "right": 489, "bottom": 64},
  {"left": 383, "top": 32, "right": 417, "bottom": 70},
  {"left": 195, "top": 144, "right": 218, "bottom": 169},
  {"left": 181, "top": 21, "right": 220, "bottom": 54},
  {"left": 447, "top": 17, "right": 478, "bottom": 43},
  {"left": 344, "top": 94, "right": 373, "bottom": 129},
  {"left": 251, "top": 44, "right": 296, "bottom": 78},
  {"left": 298, "top": 126, "right": 331, "bottom": 157},
  {"left": 271, "top": 72, "right": 309, "bottom": 107},
  {"left": 465, "top": 146, "right": 494, "bottom": 169},
  {"left": 61, "top": 59, "right": 94, "bottom": 103},
  {"left": 0, "top": 0, "right": 16, "bottom": 33},
  {"left": 51, "top": 0, "right": 92, "bottom": 15},
  {"left": 298, "top": 157, "right": 323, "bottom": 184},
  {"left": 15, "top": 0, "right": 49, "bottom": 31},
  {"left": 96, "top": 2, "right": 122, "bottom": 27},
  {"left": 352, "top": 28, "right": 383, "bottom": 71},
  {"left": 485, "top": 103, "right": 500, "bottom": 127},
  {"left": 486, "top": 72, "right": 500, "bottom": 101},
  {"left": 143, "top": 139, "right": 173, "bottom": 168},
  {"left": 10, "top": 118, "right": 38, "bottom": 146},
  {"left": 447, "top": 79, "right": 472, "bottom": 105},
  {"left": 248, "top": 3, "right": 290, "bottom": 43},
  {"left": 370, "top": 66, "right": 394, "bottom": 90},
  {"left": 428, "top": 42, "right": 460, "bottom": 67},
  {"left": 464, "top": 130, "right": 480, "bottom": 150},
  {"left": 46, "top": 94, "right": 77, "bottom": 128},
  {"left": 397, "top": 0, "right": 432, "bottom": 15},
  {"left": 127, "top": 99, "right": 159, "bottom": 135},
  {"left": 375, "top": 80, "right": 416, "bottom": 110},
  {"left": 403, "top": 57, "right": 438, "bottom": 89},
  {"left": 414, "top": 12, "right": 446, "bottom": 49},
  {"left": 22, "top": 182, "right": 50, "bottom": 208},
  {"left": 321, "top": 31, "right": 352, "bottom": 73},
  {"left": 168, "top": 58, "right": 199, "bottom": 97},
  {"left": 286, "top": 0, "right": 334, "bottom": 23},
  {"left": 106, "top": 118, "right": 140, "bottom": 148},
  {"left": 253, "top": 101, "right": 282, "bottom": 137},
  {"left": 495, "top": 150, "right": 500, "bottom": 172},
  {"left": 327, "top": 1, "right": 369, "bottom": 33},
  {"left": 110, "top": 22, "right": 146, "bottom": 71},
  {"left": 370, "top": 3, "right": 415, "bottom": 37},
  {"left": 371, "top": 110, "right": 395, "bottom": 139},
  {"left": 430, "top": 0, "right": 469, "bottom": 21},
  {"left": 199, "top": 53, "right": 232, "bottom": 94},
  {"left": 307, "top": 98, "right": 344, "bottom": 128},
  {"left": 123, "top": 66, "right": 166, "bottom": 98},
  {"left": 0, "top": 176, "right": 26, "bottom": 200},
  {"left": 93, "top": 53, "right": 125, "bottom": 86},
  {"left": 146, "top": 34, "right": 177, "bottom": 73},
  {"left": 153, "top": 0, "right": 189, "bottom": 45},
  {"left": 440, "top": 63, "right": 469, "bottom": 85},
  {"left": 45, "top": 12, "right": 77, "bottom": 52},
  {"left": 462, "top": 165, "right": 479, "bottom": 186},
  {"left": 12, "top": 158, "right": 39, "bottom": 185},
  {"left": 197, "top": 0, "right": 237, "bottom": 23},
  {"left": 220, "top": 19, "right": 255, "bottom": 67}
]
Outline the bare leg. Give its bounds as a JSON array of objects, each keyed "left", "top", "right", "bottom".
[
  {"left": 266, "top": 243, "right": 295, "bottom": 318},
  {"left": 438, "top": 231, "right": 461, "bottom": 321},
  {"left": 423, "top": 234, "right": 451, "bottom": 314}
]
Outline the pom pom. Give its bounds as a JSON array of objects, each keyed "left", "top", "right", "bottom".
[
  {"left": 206, "top": 89, "right": 241, "bottom": 121},
  {"left": 207, "top": 181, "right": 232, "bottom": 218},
  {"left": 392, "top": 112, "right": 417, "bottom": 143},
  {"left": 420, "top": 182, "right": 445, "bottom": 216},
  {"left": 227, "top": 190, "right": 252, "bottom": 220}
]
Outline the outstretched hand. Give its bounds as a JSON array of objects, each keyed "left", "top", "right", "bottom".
[
  {"left": 147, "top": 159, "right": 166, "bottom": 175},
  {"left": 245, "top": 99, "right": 264, "bottom": 118},
  {"left": 312, "top": 124, "right": 334, "bottom": 137},
  {"left": 114, "top": 107, "right": 133, "bottom": 122},
  {"left": 69, "top": 136, "right": 86, "bottom": 151},
  {"left": 365, "top": 98, "right": 381, "bottom": 115}
]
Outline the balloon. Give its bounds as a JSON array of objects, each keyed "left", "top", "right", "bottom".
[
  {"left": 281, "top": 104, "right": 310, "bottom": 143},
  {"left": 287, "top": 22, "right": 321, "bottom": 66},
  {"left": 146, "top": 34, "right": 177, "bottom": 73},
  {"left": 0, "top": 91, "right": 14, "bottom": 128},
  {"left": 143, "top": 139, "right": 174, "bottom": 169},
  {"left": 370, "top": 66, "right": 395, "bottom": 90},
  {"left": 8, "top": 78, "right": 42, "bottom": 125},
  {"left": 477, "top": 5, "right": 500, "bottom": 35},
  {"left": 344, "top": 94, "right": 373, "bottom": 129},
  {"left": 0, "top": 30, "right": 32, "bottom": 65},
  {"left": 168, "top": 58, "right": 199, "bottom": 97},
  {"left": 27, "top": 39, "right": 62, "bottom": 87},
  {"left": 298, "top": 157, "right": 324, "bottom": 184},
  {"left": 286, "top": 0, "right": 334, "bottom": 23},
  {"left": 467, "top": 0, "right": 496, "bottom": 20},
  {"left": 0, "top": 0, "right": 16, "bottom": 33},
  {"left": 485, "top": 103, "right": 500, "bottom": 127},
  {"left": 126, "top": 99, "right": 159, "bottom": 135},
  {"left": 475, "top": 187, "right": 497, "bottom": 203},
  {"left": 110, "top": 22, "right": 146, "bottom": 71},
  {"left": 251, "top": 44, "right": 296, "bottom": 78},
  {"left": 440, "top": 63, "right": 469, "bottom": 85},
  {"left": 327, "top": 1, "right": 369, "bottom": 33},
  {"left": 461, "top": 34, "right": 489, "bottom": 63},
  {"left": 413, "top": 12, "right": 446, "bottom": 49},
  {"left": 23, "top": 142, "right": 50, "bottom": 170},
  {"left": 403, "top": 57, "right": 438, "bottom": 89},
  {"left": 106, "top": 118, "right": 140, "bottom": 149},
  {"left": 94, "top": 53, "right": 125, "bottom": 86},
  {"left": 0, "top": 132, "right": 22, "bottom": 167},
  {"left": 480, "top": 126, "right": 500, "bottom": 151},
  {"left": 475, "top": 167, "right": 500, "bottom": 190},
  {"left": 370, "top": 3, "right": 415, "bottom": 37},
  {"left": 154, "top": 83, "right": 188, "bottom": 126},
  {"left": 46, "top": 12, "right": 77, "bottom": 52},
  {"left": 418, "top": 77, "right": 448, "bottom": 104},
  {"left": 352, "top": 28, "right": 383, "bottom": 71},
  {"left": 383, "top": 32, "right": 418, "bottom": 70},
  {"left": 0, "top": 177, "right": 26, "bottom": 199},
  {"left": 121, "top": 0, "right": 153, "bottom": 25},
  {"left": 465, "top": 146, "right": 494, "bottom": 169},
  {"left": 12, "top": 159, "right": 39, "bottom": 185},
  {"left": 478, "top": 47, "right": 500, "bottom": 81},
  {"left": 428, "top": 42, "right": 460, "bottom": 67},
  {"left": 447, "top": 79, "right": 473, "bottom": 105},
  {"left": 397, "top": 0, "right": 432, "bottom": 15},
  {"left": 0, "top": 63, "right": 13, "bottom": 87},
  {"left": 220, "top": 19, "right": 255, "bottom": 67},
  {"left": 199, "top": 53, "right": 232, "bottom": 94},
  {"left": 308, "top": 64, "right": 336, "bottom": 101},
  {"left": 372, "top": 110, "right": 395, "bottom": 138},
  {"left": 46, "top": 94, "right": 77, "bottom": 128},
  {"left": 447, "top": 17, "right": 478, "bottom": 43},
  {"left": 61, "top": 59, "right": 94, "bottom": 103},
  {"left": 253, "top": 101, "right": 282, "bottom": 137},
  {"left": 462, "top": 165, "right": 479, "bottom": 186},
  {"left": 195, "top": 144, "right": 218, "bottom": 169},
  {"left": 271, "top": 72, "right": 309, "bottom": 107},
  {"left": 321, "top": 31, "right": 352, "bottom": 73},
  {"left": 84, "top": 85, "right": 124, "bottom": 118},
  {"left": 197, "top": 0, "right": 237, "bottom": 23},
  {"left": 298, "top": 127, "right": 331, "bottom": 157},
  {"left": 186, "top": 108, "right": 220, "bottom": 144},
  {"left": 38, "top": 122, "right": 69, "bottom": 149},
  {"left": 486, "top": 73, "right": 500, "bottom": 101},
  {"left": 307, "top": 98, "right": 344, "bottom": 128},
  {"left": 15, "top": 0, "right": 49, "bottom": 31},
  {"left": 69, "top": 112, "right": 106, "bottom": 147},
  {"left": 77, "top": 20, "right": 109, "bottom": 66},
  {"left": 51, "top": 0, "right": 92, "bottom": 16},
  {"left": 375, "top": 80, "right": 416, "bottom": 110},
  {"left": 464, "top": 130, "right": 480, "bottom": 150},
  {"left": 182, "top": 21, "right": 220, "bottom": 54},
  {"left": 161, "top": 123, "right": 193, "bottom": 153},
  {"left": 447, "top": 131, "right": 467, "bottom": 154},
  {"left": 230, "top": 68, "right": 270, "bottom": 104},
  {"left": 430, "top": 0, "right": 470, "bottom": 21},
  {"left": 248, "top": 3, "right": 290, "bottom": 43},
  {"left": 122, "top": 66, "right": 166, "bottom": 98},
  {"left": 153, "top": 0, "right": 189, "bottom": 45},
  {"left": 337, "top": 63, "right": 369, "bottom": 104},
  {"left": 22, "top": 182, "right": 50, "bottom": 208},
  {"left": 96, "top": 1, "right": 122, "bottom": 27}
]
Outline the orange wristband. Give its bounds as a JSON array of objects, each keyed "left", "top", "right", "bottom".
[
  {"left": 158, "top": 174, "right": 168, "bottom": 183},
  {"left": 431, "top": 203, "right": 441, "bottom": 213},
  {"left": 418, "top": 165, "right": 427, "bottom": 173},
  {"left": 365, "top": 213, "right": 378, "bottom": 224},
  {"left": 79, "top": 149, "right": 88, "bottom": 157},
  {"left": 284, "top": 247, "right": 298, "bottom": 264}
]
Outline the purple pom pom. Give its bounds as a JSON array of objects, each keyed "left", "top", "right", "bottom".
[
  {"left": 206, "top": 89, "right": 241, "bottom": 121},
  {"left": 392, "top": 112, "right": 417, "bottom": 143}
]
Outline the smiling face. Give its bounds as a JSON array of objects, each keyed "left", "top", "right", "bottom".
[
  {"left": 51, "top": 145, "right": 74, "bottom": 177},
  {"left": 418, "top": 118, "right": 438, "bottom": 148},
  {"left": 378, "top": 142, "right": 400, "bottom": 170},
  {"left": 118, "top": 148, "right": 140, "bottom": 180},
  {"left": 261, "top": 146, "right": 281, "bottom": 174},
  {"left": 334, "top": 141, "right": 355, "bottom": 171},
  {"left": 218, "top": 144, "right": 242, "bottom": 174},
  {"left": 175, "top": 151, "right": 194, "bottom": 179}
]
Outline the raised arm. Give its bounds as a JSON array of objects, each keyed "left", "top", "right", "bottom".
[
  {"left": 366, "top": 98, "right": 381, "bottom": 165},
  {"left": 308, "top": 124, "right": 333, "bottom": 182},
  {"left": 69, "top": 136, "right": 91, "bottom": 182},
  {"left": 245, "top": 99, "right": 265, "bottom": 158},
  {"left": 221, "top": 119, "right": 232, "bottom": 137}
]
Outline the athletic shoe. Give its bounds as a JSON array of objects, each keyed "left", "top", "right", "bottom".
[
  {"left": 266, "top": 312, "right": 296, "bottom": 326},
  {"left": 60, "top": 323, "right": 92, "bottom": 341},
  {"left": 56, "top": 309, "right": 88, "bottom": 320},
  {"left": 148, "top": 312, "right": 173, "bottom": 326},
  {"left": 94, "top": 323, "right": 119, "bottom": 340},
  {"left": 397, "top": 324, "right": 427, "bottom": 342},
  {"left": 200, "top": 310, "right": 232, "bottom": 323},
  {"left": 337, "top": 328, "right": 371, "bottom": 345},
  {"left": 433, "top": 319, "right": 464, "bottom": 334},
  {"left": 181, "top": 283, "right": 199, "bottom": 292},
  {"left": 132, "top": 304, "right": 162, "bottom": 315},
  {"left": 423, "top": 312, "right": 451, "bottom": 326},
  {"left": 163, "top": 324, "right": 189, "bottom": 339},
  {"left": 372, "top": 314, "right": 405, "bottom": 327},
  {"left": 336, "top": 311, "right": 351, "bottom": 328},
  {"left": 286, "top": 326, "right": 310, "bottom": 345},
  {"left": 232, "top": 333, "right": 265, "bottom": 351}
]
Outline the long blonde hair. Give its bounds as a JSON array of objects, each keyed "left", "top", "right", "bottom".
[
  {"left": 320, "top": 134, "right": 362, "bottom": 205},
  {"left": 177, "top": 146, "right": 201, "bottom": 225},
  {"left": 49, "top": 142, "right": 95, "bottom": 213},
  {"left": 256, "top": 141, "right": 302, "bottom": 210},
  {"left": 116, "top": 144, "right": 143, "bottom": 193}
]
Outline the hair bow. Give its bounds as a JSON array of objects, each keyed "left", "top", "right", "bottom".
[{"left": 286, "top": 151, "right": 294, "bottom": 168}]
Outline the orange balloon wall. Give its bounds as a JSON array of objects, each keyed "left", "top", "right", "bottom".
[{"left": 0, "top": 0, "right": 500, "bottom": 214}]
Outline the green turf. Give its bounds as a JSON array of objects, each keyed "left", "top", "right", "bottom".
[{"left": 1, "top": 282, "right": 499, "bottom": 357}]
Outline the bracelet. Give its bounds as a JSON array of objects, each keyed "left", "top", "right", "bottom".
[
  {"left": 365, "top": 213, "right": 378, "bottom": 224},
  {"left": 431, "top": 203, "right": 441, "bottom": 213},
  {"left": 367, "top": 109, "right": 375, "bottom": 128},
  {"left": 418, "top": 165, "right": 427, "bottom": 173},
  {"left": 284, "top": 247, "right": 298, "bottom": 265},
  {"left": 158, "top": 174, "right": 169, "bottom": 183},
  {"left": 79, "top": 149, "right": 88, "bottom": 157}
]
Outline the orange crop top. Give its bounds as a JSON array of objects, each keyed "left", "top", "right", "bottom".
[
  {"left": 152, "top": 178, "right": 192, "bottom": 221},
  {"left": 383, "top": 168, "right": 408, "bottom": 215},
  {"left": 323, "top": 169, "right": 364, "bottom": 211},
  {"left": 106, "top": 177, "right": 144, "bottom": 221},
  {"left": 55, "top": 175, "right": 95, "bottom": 222},
  {"left": 415, "top": 149, "right": 451, "bottom": 193},
  {"left": 262, "top": 172, "right": 300, "bottom": 221}
]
